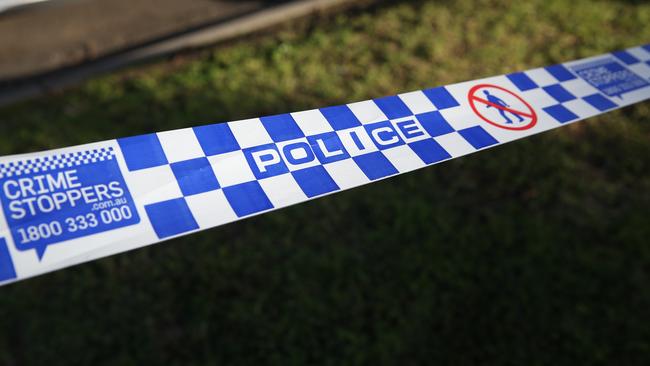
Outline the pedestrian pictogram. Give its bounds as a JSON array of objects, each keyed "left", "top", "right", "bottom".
[{"left": 468, "top": 84, "right": 537, "bottom": 130}]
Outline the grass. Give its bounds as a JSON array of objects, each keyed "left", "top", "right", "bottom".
[{"left": 0, "top": 0, "right": 649, "bottom": 364}]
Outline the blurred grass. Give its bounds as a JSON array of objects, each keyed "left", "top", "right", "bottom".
[{"left": 0, "top": 0, "right": 649, "bottom": 365}]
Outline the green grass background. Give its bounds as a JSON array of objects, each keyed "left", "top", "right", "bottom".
[{"left": 0, "top": 0, "right": 649, "bottom": 364}]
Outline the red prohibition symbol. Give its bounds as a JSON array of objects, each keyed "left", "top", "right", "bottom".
[{"left": 467, "top": 84, "right": 537, "bottom": 131}]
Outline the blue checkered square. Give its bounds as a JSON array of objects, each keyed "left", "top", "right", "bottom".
[
  {"left": 193, "top": 123, "right": 240, "bottom": 156},
  {"left": 243, "top": 144, "right": 289, "bottom": 179},
  {"left": 118, "top": 134, "right": 168, "bottom": 171},
  {"left": 373, "top": 96, "right": 413, "bottom": 119},
  {"left": 507, "top": 72, "right": 538, "bottom": 91},
  {"left": 613, "top": 50, "right": 640, "bottom": 65},
  {"left": 171, "top": 157, "right": 220, "bottom": 196},
  {"left": 223, "top": 181, "right": 274, "bottom": 217},
  {"left": 458, "top": 126, "right": 498, "bottom": 149},
  {"left": 353, "top": 152, "right": 398, "bottom": 181},
  {"left": 416, "top": 111, "right": 454, "bottom": 137},
  {"left": 408, "top": 139, "right": 451, "bottom": 164},
  {"left": 583, "top": 94, "right": 617, "bottom": 111},
  {"left": 422, "top": 86, "right": 460, "bottom": 109},
  {"left": 394, "top": 119, "right": 427, "bottom": 140},
  {"left": 544, "top": 64, "right": 576, "bottom": 82},
  {"left": 0, "top": 238, "right": 16, "bottom": 282},
  {"left": 292, "top": 166, "right": 339, "bottom": 197},
  {"left": 320, "top": 105, "right": 361, "bottom": 130},
  {"left": 260, "top": 114, "right": 304, "bottom": 142},
  {"left": 281, "top": 142, "right": 315, "bottom": 166},
  {"left": 543, "top": 84, "right": 576, "bottom": 103},
  {"left": 146, "top": 198, "right": 199, "bottom": 239},
  {"left": 365, "top": 121, "right": 404, "bottom": 150},
  {"left": 543, "top": 104, "right": 579, "bottom": 123},
  {"left": 306, "top": 132, "right": 350, "bottom": 164}
]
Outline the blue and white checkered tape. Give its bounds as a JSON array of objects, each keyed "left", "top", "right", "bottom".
[
  {"left": 1, "top": 45, "right": 649, "bottom": 285},
  {"left": 0, "top": 148, "right": 114, "bottom": 178}
]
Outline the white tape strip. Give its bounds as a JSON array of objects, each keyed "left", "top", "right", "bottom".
[{"left": 1, "top": 45, "right": 649, "bottom": 286}]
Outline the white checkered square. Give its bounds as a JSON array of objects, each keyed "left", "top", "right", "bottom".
[
  {"left": 558, "top": 78, "right": 598, "bottom": 98},
  {"left": 397, "top": 91, "right": 437, "bottom": 115},
  {"left": 519, "top": 88, "right": 557, "bottom": 108},
  {"left": 628, "top": 62, "right": 650, "bottom": 80},
  {"left": 291, "top": 109, "right": 334, "bottom": 135},
  {"left": 258, "top": 173, "right": 307, "bottom": 208},
  {"left": 185, "top": 190, "right": 237, "bottom": 229},
  {"left": 434, "top": 133, "right": 476, "bottom": 158},
  {"left": 347, "top": 100, "right": 388, "bottom": 125},
  {"left": 208, "top": 150, "right": 256, "bottom": 187},
  {"left": 324, "top": 158, "right": 369, "bottom": 190},
  {"left": 524, "top": 68, "right": 557, "bottom": 87},
  {"left": 124, "top": 164, "right": 182, "bottom": 205},
  {"left": 157, "top": 128, "right": 204, "bottom": 163},
  {"left": 562, "top": 98, "right": 601, "bottom": 119},
  {"left": 438, "top": 105, "right": 480, "bottom": 131},
  {"left": 627, "top": 46, "right": 650, "bottom": 62},
  {"left": 228, "top": 118, "right": 273, "bottom": 148},
  {"left": 382, "top": 145, "right": 426, "bottom": 173}
]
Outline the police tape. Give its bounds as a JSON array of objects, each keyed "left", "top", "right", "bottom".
[{"left": 1, "top": 45, "right": 649, "bottom": 286}]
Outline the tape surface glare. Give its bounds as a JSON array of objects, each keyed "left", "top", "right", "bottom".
[{"left": 1, "top": 45, "right": 650, "bottom": 286}]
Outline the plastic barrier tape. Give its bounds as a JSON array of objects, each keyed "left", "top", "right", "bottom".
[{"left": 1, "top": 45, "right": 649, "bottom": 286}]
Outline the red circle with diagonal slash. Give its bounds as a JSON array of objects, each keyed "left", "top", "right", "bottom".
[{"left": 468, "top": 84, "right": 537, "bottom": 131}]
